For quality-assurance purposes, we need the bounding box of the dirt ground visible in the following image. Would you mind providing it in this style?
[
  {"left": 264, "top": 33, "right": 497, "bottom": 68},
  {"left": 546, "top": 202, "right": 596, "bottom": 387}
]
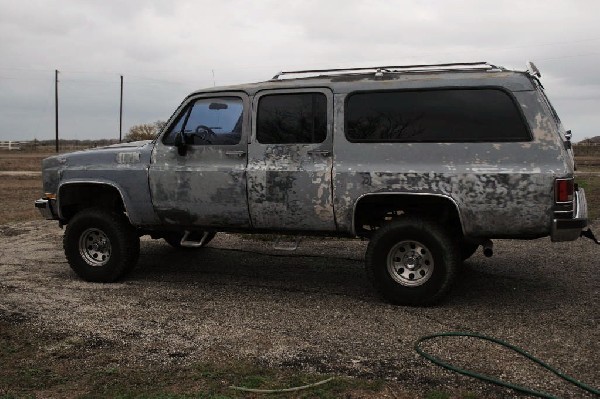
[
  {"left": 1, "top": 150, "right": 599, "bottom": 398},
  {"left": 1, "top": 220, "right": 599, "bottom": 398},
  {"left": 0, "top": 176, "right": 41, "bottom": 224}
]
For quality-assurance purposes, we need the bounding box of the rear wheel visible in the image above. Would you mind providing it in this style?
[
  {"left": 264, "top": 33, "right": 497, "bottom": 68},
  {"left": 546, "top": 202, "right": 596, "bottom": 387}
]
[
  {"left": 365, "top": 217, "right": 459, "bottom": 306},
  {"left": 64, "top": 208, "right": 140, "bottom": 282}
]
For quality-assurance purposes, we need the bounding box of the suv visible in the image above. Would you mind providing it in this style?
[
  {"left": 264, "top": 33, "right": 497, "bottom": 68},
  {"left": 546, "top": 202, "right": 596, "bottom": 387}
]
[{"left": 35, "top": 61, "right": 596, "bottom": 305}]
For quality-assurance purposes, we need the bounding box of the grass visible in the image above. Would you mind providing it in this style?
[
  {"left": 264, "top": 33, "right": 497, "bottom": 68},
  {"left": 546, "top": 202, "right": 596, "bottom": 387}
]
[
  {"left": 0, "top": 321, "right": 388, "bottom": 399},
  {"left": 1, "top": 150, "right": 599, "bottom": 399},
  {"left": 0, "top": 176, "right": 41, "bottom": 224},
  {"left": 0, "top": 152, "right": 50, "bottom": 172},
  {"left": 576, "top": 176, "right": 600, "bottom": 220}
]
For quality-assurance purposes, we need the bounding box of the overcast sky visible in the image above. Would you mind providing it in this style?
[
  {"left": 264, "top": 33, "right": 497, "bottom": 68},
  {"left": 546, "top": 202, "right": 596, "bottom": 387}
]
[{"left": 0, "top": 0, "right": 599, "bottom": 142}]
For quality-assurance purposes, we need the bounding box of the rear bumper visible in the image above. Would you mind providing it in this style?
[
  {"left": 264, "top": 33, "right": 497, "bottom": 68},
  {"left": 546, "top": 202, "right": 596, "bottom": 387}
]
[
  {"left": 34, "top": 198, "right": 58, "bottom": 220},
  {"left": 551, "top": 188, "right": 588, "bottom": 242}
]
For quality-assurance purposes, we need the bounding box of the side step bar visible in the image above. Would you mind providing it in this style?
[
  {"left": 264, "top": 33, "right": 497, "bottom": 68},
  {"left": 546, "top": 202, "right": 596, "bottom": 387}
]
[
  {"left": 273, "top": 236, "right": 301, "bottom": 251},
  {"left": 180, "top": 231, "right": 212, "bottom": 248}
]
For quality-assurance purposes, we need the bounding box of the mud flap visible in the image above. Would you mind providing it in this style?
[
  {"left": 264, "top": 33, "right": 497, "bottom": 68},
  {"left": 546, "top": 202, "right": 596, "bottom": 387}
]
[{"left": 581, "top": 228, "right": 600, "bottom": 245}]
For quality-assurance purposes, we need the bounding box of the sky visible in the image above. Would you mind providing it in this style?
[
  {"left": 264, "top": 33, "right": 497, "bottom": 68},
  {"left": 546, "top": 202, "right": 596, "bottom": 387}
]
[{"left": 0, "top": 0, "right": 599, "bottom": 142}]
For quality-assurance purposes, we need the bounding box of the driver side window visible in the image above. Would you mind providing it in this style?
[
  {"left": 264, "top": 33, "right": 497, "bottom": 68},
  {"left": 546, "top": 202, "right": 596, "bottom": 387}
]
[{"left": 163, "top": 97, "right": 243, "bottom": 145}]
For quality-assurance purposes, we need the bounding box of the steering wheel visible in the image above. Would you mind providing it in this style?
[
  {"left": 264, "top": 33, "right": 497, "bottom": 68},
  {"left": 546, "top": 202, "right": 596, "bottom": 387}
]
[{"left": 193, "top": 125, "right": 216, "bottom": 143}]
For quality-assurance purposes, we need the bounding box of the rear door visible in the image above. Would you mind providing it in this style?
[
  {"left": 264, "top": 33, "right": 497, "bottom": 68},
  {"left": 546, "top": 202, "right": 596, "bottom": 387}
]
[{"left": 247, "top": 88, "right": 336, "bottom": 231}]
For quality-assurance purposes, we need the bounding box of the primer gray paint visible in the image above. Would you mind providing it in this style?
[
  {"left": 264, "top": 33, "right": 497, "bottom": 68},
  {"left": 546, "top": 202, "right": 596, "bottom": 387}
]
[{"left": 39, "top": 69, "right": 577, "bottom": 241}]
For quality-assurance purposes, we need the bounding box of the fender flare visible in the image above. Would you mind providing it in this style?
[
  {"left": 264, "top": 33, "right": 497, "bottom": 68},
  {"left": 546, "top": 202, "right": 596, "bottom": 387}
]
[{"left": 351, "top": 192, "right": 466, "bottom": 236}]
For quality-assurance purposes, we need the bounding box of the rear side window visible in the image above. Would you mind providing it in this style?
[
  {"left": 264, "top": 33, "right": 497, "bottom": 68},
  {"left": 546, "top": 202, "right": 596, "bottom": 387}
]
[
  {"left": 257, "top": 93, "right": 327, "bottom": 144},
  {"left": 345, "top": 89, "right": 530, "bottom": 142}
]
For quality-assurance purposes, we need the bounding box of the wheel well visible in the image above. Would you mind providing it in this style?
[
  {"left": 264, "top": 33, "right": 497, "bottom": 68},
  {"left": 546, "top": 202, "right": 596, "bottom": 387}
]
[
  {"left": 58, "top": 183, "right": 126, "bottom": 222},
  {"left": 353, "top": 194, "right": 463, "bottom": 237}
]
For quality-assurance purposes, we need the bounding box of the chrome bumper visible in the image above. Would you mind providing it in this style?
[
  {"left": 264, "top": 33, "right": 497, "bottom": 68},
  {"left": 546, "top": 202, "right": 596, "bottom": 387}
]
[
  {"left": 34, "top": 198, "right": 58, "bottom": 220},
  {"left": 551, "top": 188, "right": 588, "bottom": 242}
]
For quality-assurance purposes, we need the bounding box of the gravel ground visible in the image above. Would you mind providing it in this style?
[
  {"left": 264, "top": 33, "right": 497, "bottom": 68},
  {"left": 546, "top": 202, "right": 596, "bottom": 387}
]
[{"left": 1, "top": 220, "right": 599, "bottom": 398}]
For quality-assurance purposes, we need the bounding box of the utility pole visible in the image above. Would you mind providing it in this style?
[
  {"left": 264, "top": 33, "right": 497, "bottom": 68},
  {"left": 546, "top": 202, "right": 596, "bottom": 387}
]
[
  {"left": 119, "top": 75, "right": 123, "bottom": 142},
  {"left": 55, "top": 69, "right": 59, "bottom": 153}
]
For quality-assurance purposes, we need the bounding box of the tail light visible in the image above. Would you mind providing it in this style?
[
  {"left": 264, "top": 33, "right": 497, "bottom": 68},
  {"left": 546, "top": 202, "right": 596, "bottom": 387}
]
[{"left": 555, "top": 178, "right": 574, "bottom": 203}]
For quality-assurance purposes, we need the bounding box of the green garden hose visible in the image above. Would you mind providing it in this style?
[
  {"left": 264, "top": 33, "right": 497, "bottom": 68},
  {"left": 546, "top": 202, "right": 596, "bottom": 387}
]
[{"left": 415, "top": 332, "right": 600, "bottom": 399}]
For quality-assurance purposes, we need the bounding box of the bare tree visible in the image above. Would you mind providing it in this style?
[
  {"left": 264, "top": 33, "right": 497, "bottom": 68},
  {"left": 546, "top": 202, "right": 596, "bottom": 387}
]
[{"left": 124, "top": 120, "right": 166, "bottom": 142}]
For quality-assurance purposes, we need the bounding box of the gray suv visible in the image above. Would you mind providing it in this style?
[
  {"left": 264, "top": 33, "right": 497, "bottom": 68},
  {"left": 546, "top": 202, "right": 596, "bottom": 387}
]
[{"left": 35, "top": 61, "right": 597, "bottom": 305}]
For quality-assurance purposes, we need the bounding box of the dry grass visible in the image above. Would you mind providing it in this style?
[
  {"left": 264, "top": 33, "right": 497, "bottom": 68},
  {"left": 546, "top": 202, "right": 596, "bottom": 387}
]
[
  {"left": 0, "top": 175, "right": 42, "bottom": 224},
  {"left": 576, "top": 156, "right": 600, "bottom": 168},
  {"left": 577, "top": 175, "right": 600, "bottom": 220},
  {"left": 0, "top": 152, "right": 52, "bottom": 171}
]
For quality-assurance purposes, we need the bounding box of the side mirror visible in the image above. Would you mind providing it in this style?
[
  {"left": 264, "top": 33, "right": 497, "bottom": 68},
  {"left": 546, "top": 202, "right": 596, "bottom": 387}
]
[{"left": 174, "top": 132, "right": 188, "bottom": 156}]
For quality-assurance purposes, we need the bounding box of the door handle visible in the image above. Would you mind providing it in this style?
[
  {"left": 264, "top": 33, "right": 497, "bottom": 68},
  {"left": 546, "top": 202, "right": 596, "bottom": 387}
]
[
  {"left": 225, "top": 150, "right": 246, "bottom": 157},
  {"left": 307, "top": 150, "right": 331, "bottom": 156}
]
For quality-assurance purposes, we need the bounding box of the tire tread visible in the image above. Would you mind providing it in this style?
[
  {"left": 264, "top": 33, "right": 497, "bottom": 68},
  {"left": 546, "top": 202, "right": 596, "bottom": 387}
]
[
  {"left": 63, "top": 208, "right": 139, "bottom": 282},
  {"left": 365, "top": 216, "right": 459, "bottom": 306}
]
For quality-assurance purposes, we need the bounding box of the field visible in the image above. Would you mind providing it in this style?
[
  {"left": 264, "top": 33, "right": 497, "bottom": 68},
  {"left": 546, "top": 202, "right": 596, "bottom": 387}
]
[
  {"left": 0, "top": 152, "right": 49, "bottom": 224},
  {"left": 1, "top": 148, "right": 599, "bottom": 399}
]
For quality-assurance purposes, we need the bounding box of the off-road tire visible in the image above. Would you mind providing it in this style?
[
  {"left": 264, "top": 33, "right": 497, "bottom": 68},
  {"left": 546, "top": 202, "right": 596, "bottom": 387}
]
[
  {"left": 63, "top": 208, "right": 140, "bottom": 282},
  {"left": 164, "top": 231, "right": 216, "bottom": 249},
  {"left": 365, "top": 217, "right": 459, "bottom": 306}
]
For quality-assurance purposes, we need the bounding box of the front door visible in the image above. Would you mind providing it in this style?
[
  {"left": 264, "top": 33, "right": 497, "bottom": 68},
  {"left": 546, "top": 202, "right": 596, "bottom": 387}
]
[
  {"left": 247, "top": 88, "right": 336, "bottom": 231},
  {"left": 149, "top": 92, "right": 250, "bottom": 228}
]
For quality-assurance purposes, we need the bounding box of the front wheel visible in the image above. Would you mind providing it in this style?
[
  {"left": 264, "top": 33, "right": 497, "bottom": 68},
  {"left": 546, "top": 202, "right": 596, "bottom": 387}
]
[
  {"left": 63, "top": 208, "right": 140, "bottom": 282},
  {"left": 365, "top": 217, "right": 459, "bottom": 306}
]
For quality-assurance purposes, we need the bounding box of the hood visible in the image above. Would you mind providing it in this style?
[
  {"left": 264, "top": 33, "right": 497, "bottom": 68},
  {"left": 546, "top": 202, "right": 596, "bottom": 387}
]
[
  {"left": 100, "top": 140, "right": 153, "bottom": 149},
  {"left": 42, "top": 140, "right": 154, "bottom": 169}
]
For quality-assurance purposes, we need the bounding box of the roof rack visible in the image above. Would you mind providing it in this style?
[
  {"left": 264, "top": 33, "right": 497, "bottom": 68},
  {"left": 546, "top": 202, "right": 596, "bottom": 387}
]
[{"left": 272, "top": 62, "right": 504, "bottom": 80}]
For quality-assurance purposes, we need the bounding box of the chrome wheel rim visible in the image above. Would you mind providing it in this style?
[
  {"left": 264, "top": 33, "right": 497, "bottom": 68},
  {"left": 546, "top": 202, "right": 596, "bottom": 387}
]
[
  {"left": 79, "top": 228, "right": 111, "bottom": 267},
  {"left": 387, "top": 240, "right": 434, "bottom": 287}
]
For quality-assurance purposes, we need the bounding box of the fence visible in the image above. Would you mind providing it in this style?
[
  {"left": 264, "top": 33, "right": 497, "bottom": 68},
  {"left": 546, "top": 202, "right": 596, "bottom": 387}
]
[{"left": 0, "top": 141, "right": 24, "bottom": 150}]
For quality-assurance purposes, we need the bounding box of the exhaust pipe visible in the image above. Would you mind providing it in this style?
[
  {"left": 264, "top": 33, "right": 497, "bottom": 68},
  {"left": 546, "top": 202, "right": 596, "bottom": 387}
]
[{"left": 482, "top": 240, "right": 493, "bottom": 257}]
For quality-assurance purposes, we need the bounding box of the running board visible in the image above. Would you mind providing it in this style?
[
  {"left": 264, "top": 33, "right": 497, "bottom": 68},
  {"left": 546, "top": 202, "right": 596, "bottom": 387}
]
[
  {"left": 180, "top": 231, "right": 211, "bottom": 248},
  {"left": 273, "top": 236, "right": 301, "bottom": 251}
]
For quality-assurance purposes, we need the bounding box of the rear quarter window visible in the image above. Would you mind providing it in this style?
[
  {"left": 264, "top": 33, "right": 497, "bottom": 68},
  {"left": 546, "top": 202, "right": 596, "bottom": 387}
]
[{"left": 345, "top": 88, "right": 531, "bottom": 142}]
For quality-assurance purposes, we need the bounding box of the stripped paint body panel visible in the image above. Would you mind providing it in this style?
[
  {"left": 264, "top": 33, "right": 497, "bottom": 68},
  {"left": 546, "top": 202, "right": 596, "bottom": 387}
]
[
  {"left": 38, "top": 68, "right": 581, "bottom": 243},
  {"left": 149, "top": 145, "right": 250, "bottom": 227},
  {"left": 247, "top": 87, "right": 336, "bottom": 231},
  {"left": 42, "top": 141, "right": 157, "bottom": 225},
  {"left": 331, "top": 82, "right": 571, "bottom": 238},
  {"left": 148, "top": 92, "right": 251, "bottom": 228},
  {"left": 247, "top": 144, "right": 335, "bottom": 230}
]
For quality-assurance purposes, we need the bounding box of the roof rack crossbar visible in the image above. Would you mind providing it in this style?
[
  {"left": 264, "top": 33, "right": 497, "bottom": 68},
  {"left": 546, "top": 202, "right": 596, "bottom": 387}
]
[{"left": 272, "top": 62, "right": 501, "bottom": 79}]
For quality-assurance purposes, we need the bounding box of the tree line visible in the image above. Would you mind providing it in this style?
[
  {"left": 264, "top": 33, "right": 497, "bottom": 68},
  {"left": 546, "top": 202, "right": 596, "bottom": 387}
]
[{"left": 123, "top": 121, "right": 166, "bottom": 142}]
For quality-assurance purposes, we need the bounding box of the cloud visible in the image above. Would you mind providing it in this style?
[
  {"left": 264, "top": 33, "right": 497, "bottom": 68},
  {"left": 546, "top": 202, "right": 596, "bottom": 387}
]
[{"left": 0, "top": 0, "right": 598, "bottom": 141}]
